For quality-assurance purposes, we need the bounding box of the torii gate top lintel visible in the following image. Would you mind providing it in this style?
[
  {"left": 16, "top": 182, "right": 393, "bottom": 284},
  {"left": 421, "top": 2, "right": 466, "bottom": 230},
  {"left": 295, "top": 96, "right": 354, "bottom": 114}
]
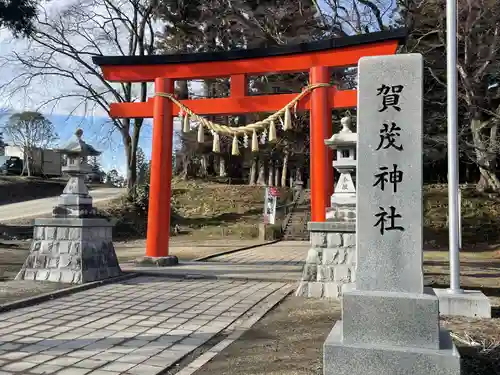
[
  {"left": 92, "top": 29, "right": 407, "bottom": 82},
  {"left": 92, "top": 29, "right": 406, "bottom": 260}
]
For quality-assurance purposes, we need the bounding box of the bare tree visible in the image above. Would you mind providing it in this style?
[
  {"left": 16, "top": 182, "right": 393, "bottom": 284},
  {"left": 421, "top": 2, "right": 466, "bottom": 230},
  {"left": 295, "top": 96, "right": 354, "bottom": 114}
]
[
  {"left": 3, "top": 111, "right": 58, "bottom": 176},
  {"left": 0, "top": 0, "right": 158, "bottom": 194},
  {"left": 320, "top": 0, "right": 401, "bottom": 36},
  {"left": 406, "top": 0, "right": 500, "bottom": 191}
]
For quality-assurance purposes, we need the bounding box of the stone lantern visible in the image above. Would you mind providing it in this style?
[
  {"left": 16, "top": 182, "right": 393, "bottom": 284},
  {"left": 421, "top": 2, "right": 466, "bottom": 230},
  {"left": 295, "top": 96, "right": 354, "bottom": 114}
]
[
  {"left": 324, "top": 116, "right": 357, "bottom": 223},
  {"left": 53, "top": 128, "right": 100, "bottom": 218},
  {"left": 16, "top": 129, "right": 121, "bottom": 284},
  {"left": 296, "top": 116, "right": 358, "bottom": 300}
]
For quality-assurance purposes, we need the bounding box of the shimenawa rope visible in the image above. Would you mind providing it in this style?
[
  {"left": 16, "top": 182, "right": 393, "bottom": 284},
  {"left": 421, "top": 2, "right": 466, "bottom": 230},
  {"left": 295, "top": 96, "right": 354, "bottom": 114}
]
[{"left": 155, "top": 82, "right": 331, "bottom": 154}]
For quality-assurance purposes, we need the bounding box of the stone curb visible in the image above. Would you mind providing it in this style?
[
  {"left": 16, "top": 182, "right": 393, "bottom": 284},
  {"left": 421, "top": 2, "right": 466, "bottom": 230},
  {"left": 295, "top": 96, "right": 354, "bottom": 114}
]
[
  {"left": 192, "top": 239, "right": 282, "bottom": 262},
  {"left": 0, "top": 272, "right": 139, "bottom": 313},
  {"left": 173, "top": 284, "right": 295, "bottom": 375}
]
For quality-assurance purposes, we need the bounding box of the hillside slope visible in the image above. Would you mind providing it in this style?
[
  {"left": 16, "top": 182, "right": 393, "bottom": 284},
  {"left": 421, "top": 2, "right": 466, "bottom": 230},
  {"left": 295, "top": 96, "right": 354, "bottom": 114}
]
[
  {"left": 98, "top": 180, "right": 500, "bottom": 249},
  {"left": 0, "top": 176, "right": 67, "bottom": 205},
  {"left": 99, "top": 178, "right": 286, "bottom": 240}
]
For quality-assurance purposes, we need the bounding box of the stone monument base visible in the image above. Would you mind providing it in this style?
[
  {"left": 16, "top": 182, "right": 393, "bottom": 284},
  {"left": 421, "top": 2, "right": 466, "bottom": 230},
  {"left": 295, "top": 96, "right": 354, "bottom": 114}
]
[
  {"left": 324, "top": 322, "right": 460, "bottom": 375},
  {"left": 16, "top": 218, "right": 121, "bottom": 284},
  {"left": 135, "top": 256, "right": 179, "bottom": 267},
  {"left": 295, "top": 222, "right": 356, "bottom": 299},
  {"left": 324, "top": 288, "right": 460, "bottom": 375},
  {"left": 434, "top": 288, "right": 491, "bottom": 318}
]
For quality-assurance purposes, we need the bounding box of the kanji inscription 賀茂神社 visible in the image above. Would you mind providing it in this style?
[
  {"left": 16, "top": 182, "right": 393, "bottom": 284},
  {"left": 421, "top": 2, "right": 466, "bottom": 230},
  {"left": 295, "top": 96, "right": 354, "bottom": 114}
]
[{"left": 373, "top": 84, "right": 406, "bottom": 235}]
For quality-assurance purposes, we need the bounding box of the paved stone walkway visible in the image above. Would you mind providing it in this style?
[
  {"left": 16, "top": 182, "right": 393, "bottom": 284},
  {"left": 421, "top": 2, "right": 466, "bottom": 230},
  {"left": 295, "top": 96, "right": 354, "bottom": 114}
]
[
  {"left": 206, "top": 241, "right": 309, "bottom": 266},
  {"left": 122, "top": 241, "right": 310, "bottom": 282},
  {"left": 0, "top": 276, "right": 287, "bottom": 375}
]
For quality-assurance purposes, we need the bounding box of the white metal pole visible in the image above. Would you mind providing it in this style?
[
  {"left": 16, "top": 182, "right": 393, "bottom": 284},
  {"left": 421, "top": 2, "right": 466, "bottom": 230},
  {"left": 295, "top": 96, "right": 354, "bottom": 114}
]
[
  {"left": 447, "top": 0, "right": 462, "bottom": 292},
  {"left": 458, "top": 187, "right": 462, "bottom": 250}
]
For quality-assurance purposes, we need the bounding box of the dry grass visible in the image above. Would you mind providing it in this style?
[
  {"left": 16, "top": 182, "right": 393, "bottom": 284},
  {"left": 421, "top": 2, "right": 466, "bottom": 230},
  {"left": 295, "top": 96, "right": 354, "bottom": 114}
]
[
  {"left": 96, "top": 177, "right": 293, "bottom": 241},
  {"left": 423, "top": 184, "right": 500, "bottom": 250},
  {"left": 443, "top": 318, "right": 500, "bottom": 375}
]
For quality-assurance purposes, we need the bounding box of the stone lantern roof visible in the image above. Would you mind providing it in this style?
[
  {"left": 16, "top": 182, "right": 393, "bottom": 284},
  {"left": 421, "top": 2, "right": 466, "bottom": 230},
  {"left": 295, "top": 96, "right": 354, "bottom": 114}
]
[
  {"left": 324, "top": 116, "right": 357, "bottom": 148},
  {"left": 55, "top": 129, "right": 101, "bottom": 157}
]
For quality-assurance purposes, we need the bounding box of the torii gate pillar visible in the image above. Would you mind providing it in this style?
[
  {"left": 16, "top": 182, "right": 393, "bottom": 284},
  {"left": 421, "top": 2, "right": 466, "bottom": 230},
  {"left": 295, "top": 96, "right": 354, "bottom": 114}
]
[
  {"left": 310, "top": 66, "right": 331, "bottom": 222},
  {"left": 144, "top": 78, "right": 178, "bottom": 264}
]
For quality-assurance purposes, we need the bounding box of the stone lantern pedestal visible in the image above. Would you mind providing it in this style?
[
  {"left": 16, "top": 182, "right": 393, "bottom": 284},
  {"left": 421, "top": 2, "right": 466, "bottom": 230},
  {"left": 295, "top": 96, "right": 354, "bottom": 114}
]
[{"left": 16, "top": 130, "right": 121, "bottom": 284}]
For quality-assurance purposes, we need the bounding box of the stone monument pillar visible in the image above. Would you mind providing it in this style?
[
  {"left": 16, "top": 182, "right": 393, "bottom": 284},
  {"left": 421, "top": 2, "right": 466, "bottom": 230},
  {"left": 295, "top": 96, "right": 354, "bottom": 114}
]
[
  {"left": 296, "top": 117, "right": 357, "bottom": 299},
  {"left": 323, "top": 54, "right": 460, "bottom": 374},
  {"left": 16, "top": 129, "right": 121, "bottom": 284}
]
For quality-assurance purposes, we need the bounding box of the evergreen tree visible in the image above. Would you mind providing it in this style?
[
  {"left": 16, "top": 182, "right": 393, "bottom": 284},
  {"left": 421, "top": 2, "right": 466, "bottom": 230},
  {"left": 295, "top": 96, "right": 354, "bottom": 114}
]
[
  {"left": 0, "top": 131, "right": 5, "bottom": 156},
  {"left": 136, "top": 147, "right": 148, "bottom": 185},
  {"left": 0, "top": 0, "right": 38, "bottom": 37}
]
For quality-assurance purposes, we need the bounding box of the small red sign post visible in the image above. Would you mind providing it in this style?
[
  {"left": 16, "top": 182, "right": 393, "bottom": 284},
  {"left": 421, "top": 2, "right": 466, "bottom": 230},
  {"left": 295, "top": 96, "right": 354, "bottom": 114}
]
[{"left": 269, "top": 187, "right": 280, "bottom": 197}]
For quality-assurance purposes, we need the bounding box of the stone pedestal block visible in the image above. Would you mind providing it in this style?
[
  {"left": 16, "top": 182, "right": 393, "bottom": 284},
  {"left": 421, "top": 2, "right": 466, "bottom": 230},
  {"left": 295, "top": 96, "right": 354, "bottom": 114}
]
[
  {"left": 342, "top": 289, "right": 440, "bottom": 350},
  {"left": 16, "top": 218, "right": 121, "bottom": 284},
  {"left": 326, "top": 202, "right": 356, "bottom": 222},
  {"left": 324, "top": 322, "right": 460, "bottom": 375},
  {"left": 295, "top": 222, "right": 356, "bottom": 299},
  {"left": 434, "top": 288, "right": 491, "bottom": 318}
]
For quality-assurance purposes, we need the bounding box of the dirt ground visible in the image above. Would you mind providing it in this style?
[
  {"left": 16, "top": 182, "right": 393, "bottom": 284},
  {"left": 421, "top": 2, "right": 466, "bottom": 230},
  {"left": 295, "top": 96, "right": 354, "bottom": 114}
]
[{"left": 193, "top": 292, "right": 500, "bottom": 375}]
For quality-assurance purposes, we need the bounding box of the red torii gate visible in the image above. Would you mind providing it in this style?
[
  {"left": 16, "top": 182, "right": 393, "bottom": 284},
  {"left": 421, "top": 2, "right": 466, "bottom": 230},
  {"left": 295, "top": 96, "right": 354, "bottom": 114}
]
[{"left": 93, "top": 29, "right": 406, "bottom": 260}]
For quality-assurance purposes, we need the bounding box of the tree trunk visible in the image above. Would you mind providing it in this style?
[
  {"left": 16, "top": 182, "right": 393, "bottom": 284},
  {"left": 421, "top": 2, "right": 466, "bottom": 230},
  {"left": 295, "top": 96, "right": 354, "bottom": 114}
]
[
  {"left": 219, "top": 156, "right": 227, "bottom": 177},
  {"left": 181, "top": 154, "right": 189, "bottom": 180},
  {"left": 249, "top": 156, "right": 258, "bottom": 185},
  {"left": 257, "top": 158, "right": 266, "bottom": 185},
  {"left": 477, "top": 168, "right": 500, "bottom": 191},
  {"left": 121, "top": 117, "right": 143, "bottom": 198},
  {"left": 177, "top": 80, "right": 189, "bottom": 100},
  {"left": 471, "top": 118, "right": 500, "bottom": 192},
  {"left": 281, "top": 151, "right": 289, "bottom": 187},
  {"left": 275, "top": 167, "right": 280, "bottom": 187},
  {"left": 268, "top": 163, "right": 274, "bottom": 186},
  {"left": 200, "top": 154, "right": 208, "bottom": 178},
  {"left": 123, "top": 133, "right": 136, "bottom": 196},
  {"left": 26, "top": 155, "right": 31, "bottom": 177}
]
